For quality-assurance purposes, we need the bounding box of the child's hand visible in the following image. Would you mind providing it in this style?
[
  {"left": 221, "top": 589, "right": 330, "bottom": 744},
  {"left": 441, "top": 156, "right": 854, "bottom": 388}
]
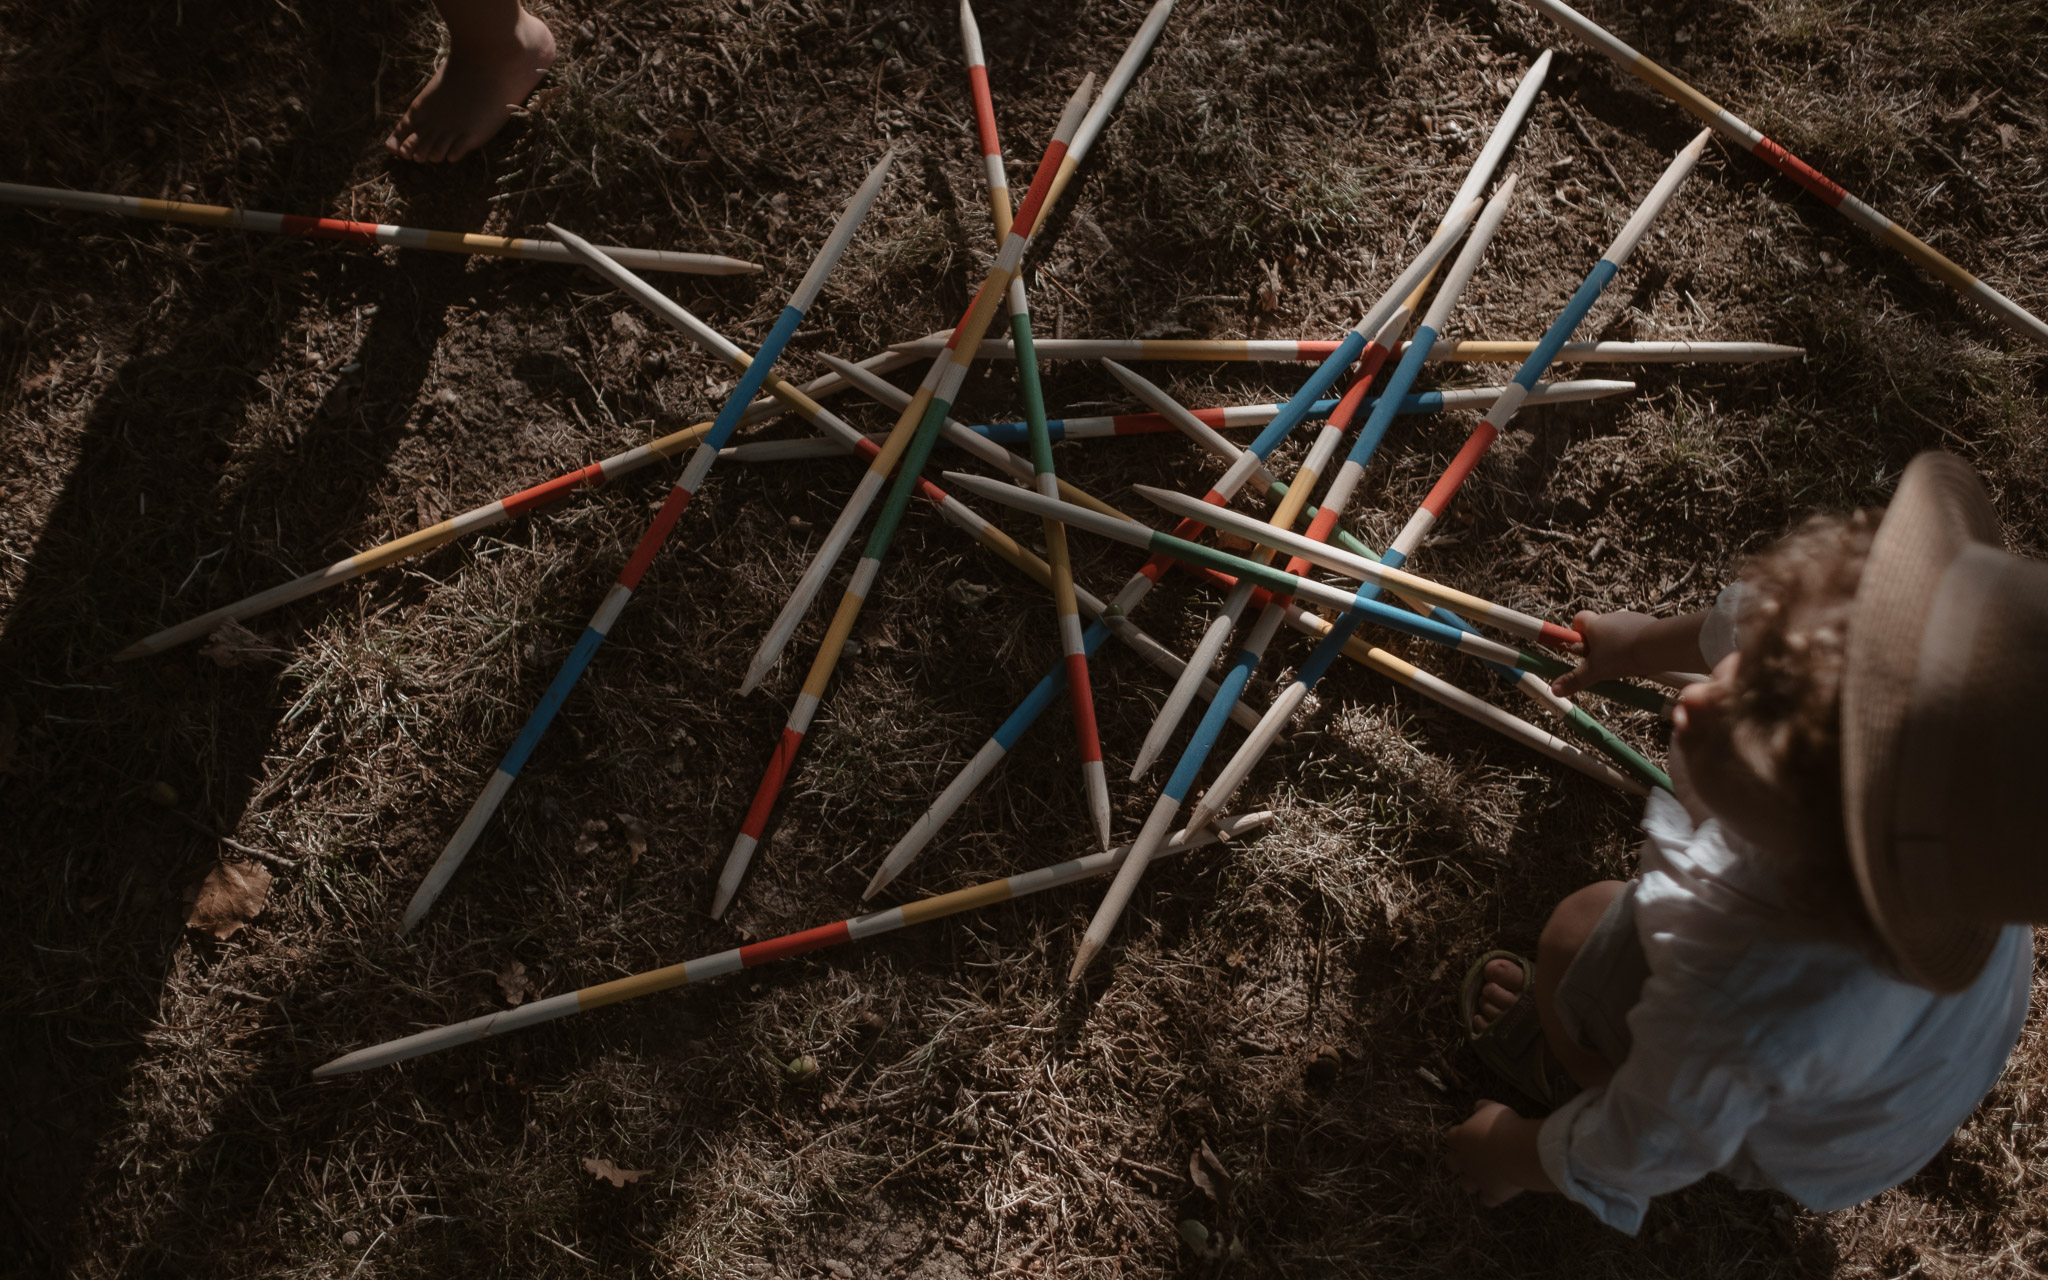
[
  {"left": 1549, "top": 610, "right": 1660, "bottom": 697},
  {"left": 1446, "top": 1100, "right": 1542, "bottom": 1205}
]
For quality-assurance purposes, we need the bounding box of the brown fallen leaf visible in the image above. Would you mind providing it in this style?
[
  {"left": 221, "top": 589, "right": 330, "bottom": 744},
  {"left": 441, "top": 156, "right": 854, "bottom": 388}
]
[
  {"left": 497, "top": 959, "right": 538, "bottom": 1006},
  {"left": 616, "top": 814, "right": 649, "bottom": 866},
  {"left": 184, "top": 860, "right": 273, "bottom": 939},
  {"left": 199, "top": 619, "right": 282, "bottom": 668},
  {"left": 1188, "top": 1139, "right": 1233, "bottom": 1205},
  {"left": 582, "top": 1157, "right": 652, "bottom": 1187}
]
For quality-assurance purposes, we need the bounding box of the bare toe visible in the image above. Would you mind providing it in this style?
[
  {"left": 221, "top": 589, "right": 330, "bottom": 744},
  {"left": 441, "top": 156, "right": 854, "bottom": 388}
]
[{"left": 1483, "top": 958, "right": 1524, "bottom": 994}]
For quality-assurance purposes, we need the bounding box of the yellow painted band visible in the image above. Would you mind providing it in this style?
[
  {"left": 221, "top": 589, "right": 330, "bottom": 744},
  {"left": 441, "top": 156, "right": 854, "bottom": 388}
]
[
  {"left": 948, "top": 273, "right": 1014, "bottom": 370},
  {"left": 1270, "top": 467, "right": 1318, "bottom": 530},
  {"left": 987, "top": 189, "right": 1014, "bottom": 243},
  {"left": 136, "top": 197, "right": 236, "bottom": 227},
  {"left": 650, "top": 421, "right": 716, "bottom": 459},
  {"left": 1878, "top": 221, "right": 1980, "bottom": 293},
  {"left": 1043, "top": 522, "right": 1082, "bottom": 617},
  {"left": 351, "top": 519, "right": 466, "bottom": 573},
  {"left": 577, "top": 960, "right": 695, "bottom": 1010},
  {"left": 1629, "top": 55, "right": 1729, "bottom": 132},
  {"left": 802, "top": 588, "right": 871, "bottom": 699},
  {"left": 897, "top": 877, "right": 1016, "bottom": 925},
  {"left": 861, "top": 385, "right": 934, "bottom": 478},
  {"left": 433, "top": 230, "right": 501, "bottom": 254}
]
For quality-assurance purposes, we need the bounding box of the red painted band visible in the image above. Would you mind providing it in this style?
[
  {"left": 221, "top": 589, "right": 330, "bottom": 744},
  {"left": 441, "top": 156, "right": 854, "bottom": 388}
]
[
  {"left": 740, "top": 727, "right": 807, "bottom": 839},
  {"left": 1008, "top": 140, "right": 1072, "bottom": 235},
  {"left": 1063, "top": 654, "right": 1103, "bottom": 762},
  {"left": 740, "top": 920, "right": 852, "bottom": 966},
  {"left": 503, "top": 462, "right": 605, "bottom": 516},
  {"left": 1110, "top": 412, "right": 1174, "bottom": 436},
  {"left": 278, "top": 214, "right": 384, "bottom": 245},
  {"left": 967, "top": 67, "right": 1002, "bottom": 158},
  {"left": 1302, "top": 506, "right": 1341, "bottom": 546},
  {"left": 618, "top": 485, "right": 695, "bottom": 589},
  {"left": 1420, "top": 422, "right": 1497, "bottom": 518},
  {"left": 1541, "top": 621, "right": 1585, "bottom": 648},
  {"left": 1752, "top": 136, "right": 1849, "bottom": 208}
]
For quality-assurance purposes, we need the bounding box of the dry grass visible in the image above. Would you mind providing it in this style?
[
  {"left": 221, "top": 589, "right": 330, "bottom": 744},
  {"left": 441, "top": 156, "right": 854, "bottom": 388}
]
[{"left": 4, "top": 0, "right": 2048, "bottom": 1275}]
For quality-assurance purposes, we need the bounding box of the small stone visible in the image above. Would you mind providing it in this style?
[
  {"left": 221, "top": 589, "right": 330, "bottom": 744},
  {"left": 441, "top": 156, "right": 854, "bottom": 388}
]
[
  {"left": 824, "top": 1262, "right": 853, "bottom": 1279},
  {"left": 341, "top": 1230, "right": 362, "bottom": 1247},
  {"left": 239, "top": 136, "right": 267, "bottom": 158},
  {"left": 434, "top": 388, "right": 459, "bottom": 406}
]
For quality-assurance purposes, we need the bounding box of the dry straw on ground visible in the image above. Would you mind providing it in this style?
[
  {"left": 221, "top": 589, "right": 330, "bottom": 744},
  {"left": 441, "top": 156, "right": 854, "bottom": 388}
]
[{"left": 3, "top": 0, "right": 2047, "bottom": 1275}]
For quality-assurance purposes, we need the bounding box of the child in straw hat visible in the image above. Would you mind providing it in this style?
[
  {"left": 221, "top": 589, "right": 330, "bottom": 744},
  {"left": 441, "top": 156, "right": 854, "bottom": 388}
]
[{"left": 1444, "top": 451, "right": 2039, "bottom": 1231}]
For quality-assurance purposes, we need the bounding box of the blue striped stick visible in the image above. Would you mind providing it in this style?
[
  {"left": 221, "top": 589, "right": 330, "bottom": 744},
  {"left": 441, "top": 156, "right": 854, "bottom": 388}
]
[
  {"left": 1179, "top": 133, "right": 1714, "bottom": 837},
  {"left": 1053, "top": 185, "right": 1518, "bottom": 980},
  {"left": 398, "top": 150, "right": 898, "bottom": 933},
  {"left": 858, "top": 217, "right": 1482, "bottom": 901},
  {"left": 1128, "top": 53, "right": 1553, "bottom": 776}
]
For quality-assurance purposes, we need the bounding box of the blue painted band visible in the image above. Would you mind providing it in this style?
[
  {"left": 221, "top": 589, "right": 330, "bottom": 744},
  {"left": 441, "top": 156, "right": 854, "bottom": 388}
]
[
  {"left": 500, "top": 624, "right": 610, "bottom": 776},
  {"left": 1164, "top": 647, "right": 1261, "bottom": 801},
  {"left": 1512, "top": 260, "right": 1617, "bottom": 392},
  {"left": 1245, "top": 330, "right": 1367, "bottom": 461},
  {"left": 707, "top": 305, "right": 807, "bottom": 449},
  {"left": 988, "top": 619, "right": 1112, "bottom": 753},
  {"left": 1343, "top": 323, "right": 1439, "bottom": 473}
]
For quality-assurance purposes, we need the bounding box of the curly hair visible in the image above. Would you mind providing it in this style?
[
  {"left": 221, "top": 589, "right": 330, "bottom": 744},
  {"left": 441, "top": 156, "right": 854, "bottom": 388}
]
[{"left": 1728, "top": 510, "right": 1879, "bottom": 938}]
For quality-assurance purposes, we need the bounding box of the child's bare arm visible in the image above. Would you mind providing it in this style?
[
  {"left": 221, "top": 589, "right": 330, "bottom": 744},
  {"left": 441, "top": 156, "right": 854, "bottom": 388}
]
[{"left": 1549, "top": 610, "right": 1710, "bottom": 697}]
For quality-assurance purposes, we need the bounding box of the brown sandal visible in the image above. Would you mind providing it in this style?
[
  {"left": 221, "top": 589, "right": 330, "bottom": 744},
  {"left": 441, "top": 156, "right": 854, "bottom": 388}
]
[{"left": 1460, "top": 949, "right": 1579, "bottom": 1112}]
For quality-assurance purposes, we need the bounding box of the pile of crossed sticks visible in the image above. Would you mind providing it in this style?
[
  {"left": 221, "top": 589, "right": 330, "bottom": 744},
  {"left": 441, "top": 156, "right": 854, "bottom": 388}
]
[{"left": 33, "top": 0, "right": 2041, "bottom": 1077}]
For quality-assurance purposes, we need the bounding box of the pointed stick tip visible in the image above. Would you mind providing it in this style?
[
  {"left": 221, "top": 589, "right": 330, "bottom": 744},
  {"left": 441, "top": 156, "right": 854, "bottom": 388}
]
[{"left": 110, "top": 641, "right": 149, "bottom": 662}]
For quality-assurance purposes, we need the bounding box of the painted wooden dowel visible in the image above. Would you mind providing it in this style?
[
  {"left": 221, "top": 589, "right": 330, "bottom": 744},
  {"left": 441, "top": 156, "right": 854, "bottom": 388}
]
[
  {"left": 113, "top": 346, "right": 919, "bottom": 661},
  {"left": 398, "top": 151, "right": 898, "bottom": 934},
  {"left": 0, "top": 181, "right": 759, "bottom": 276},
  {"left": 1123, "top": 205, "right": 1481, "bottom": 781},
  {"left": 1528, "top": 0, "right": 2048, "bottom": 346},
  {"left": 314, "top": 810, "right": 1271, "bottom": 1077},
  {"left": 715, "top": 77, "right": 1099, "bottom": 920},
  {"left": 722, "top": 380, "right": 1636, "bottom": 460},
  {"left": 964, "top": 23, "right": 1111, "bottom": 848},
  {"left": 887, "top": 336, "right": 1802, "bottom": 365},
  {"left": 1179, "top": 136, "right": 1712, "bottom": 837},
  {"left": 1131, "top": 176, "right": 1523, "bottom": 815},
  {"left": 960, "top": 0, "right": 1012, "bottom": 241},
  {"left": 1109, "top": 376, "right": 1644, "bottom": 798}
]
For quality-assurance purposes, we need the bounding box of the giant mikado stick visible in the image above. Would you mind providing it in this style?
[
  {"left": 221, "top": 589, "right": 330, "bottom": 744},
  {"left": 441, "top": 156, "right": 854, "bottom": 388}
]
[{"left": 397, "top": 150, "right": 896, "bottom": 933}]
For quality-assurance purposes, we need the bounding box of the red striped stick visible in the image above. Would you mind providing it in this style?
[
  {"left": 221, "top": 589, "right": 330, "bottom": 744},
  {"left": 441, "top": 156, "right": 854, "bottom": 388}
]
[
  {"left": 1530, "top": 0, "right": 2048, "bottom": 346},
  {"left": 0, "top": 181, "right": 759, "bottom": 276}
]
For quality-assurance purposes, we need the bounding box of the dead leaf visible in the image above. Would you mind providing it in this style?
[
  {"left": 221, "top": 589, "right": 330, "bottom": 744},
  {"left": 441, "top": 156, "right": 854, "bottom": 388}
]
[
  {"left": 1188, "top": 1140, "right": 1233, "bottom": 1205},
  {"left": 21, "top": 358, "right": 61, "bottom": 397},
  {"left": 616, "top": 814, "right": 649, "bottom": 866},
  {"left": 199, "top": 619, "right": 282, "bottom": 668},
  {"left": 184, "top": 860, "right": 273, "bottom": 939},
  {"left": 582, "top": 1157, "right": 652, "bottom": 1187},
  {"left": 497, "top": 959, "right": 538, "bottom": 1006},
  {"left": 1255, "top": 259, "right": 1284, "bottom": 312},
  {"left": 573, "top": 817, "right": 608, "bottom": 857}
]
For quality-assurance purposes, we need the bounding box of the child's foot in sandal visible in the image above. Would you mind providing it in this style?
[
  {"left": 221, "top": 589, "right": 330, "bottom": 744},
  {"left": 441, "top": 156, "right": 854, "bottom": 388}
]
[{"left": 1460, "top": 950, "right": 1579, "bottom": 1112}]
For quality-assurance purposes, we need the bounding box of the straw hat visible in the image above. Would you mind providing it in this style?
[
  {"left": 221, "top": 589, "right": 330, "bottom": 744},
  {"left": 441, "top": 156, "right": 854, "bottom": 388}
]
[{"left": 1842, "top": 451, "right": 2048, "bottom": 992}]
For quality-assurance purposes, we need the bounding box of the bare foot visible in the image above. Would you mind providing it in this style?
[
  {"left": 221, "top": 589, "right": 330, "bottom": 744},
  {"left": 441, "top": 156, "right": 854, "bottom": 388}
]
[
  {"left": 387, "top": 6, "right": 556, "bottom": 163},
  {"left": 1469, "top": 957, "right": 1525, "bottom": 1035}
]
